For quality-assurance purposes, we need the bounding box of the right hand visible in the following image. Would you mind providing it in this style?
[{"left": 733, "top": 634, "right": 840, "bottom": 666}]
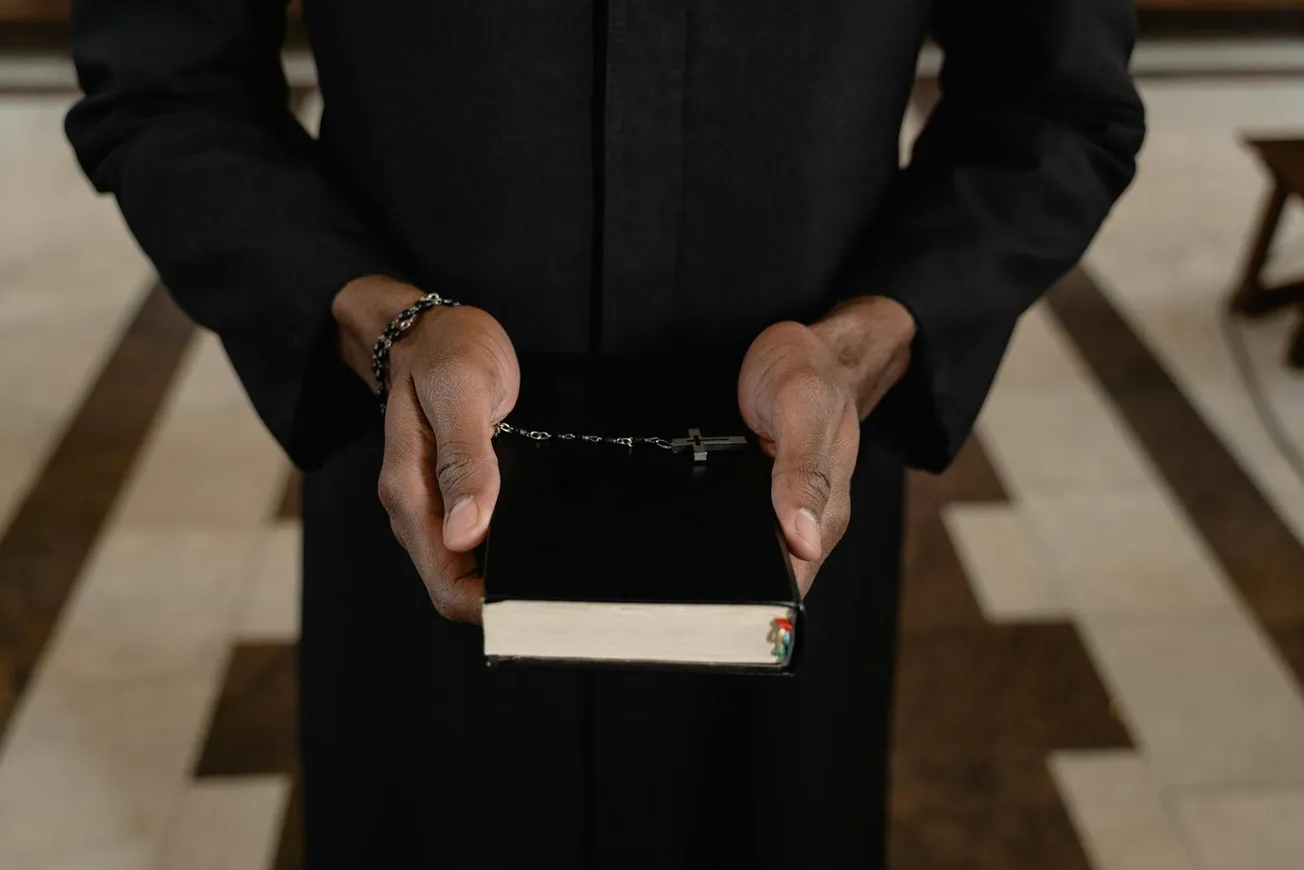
[{"left": 335, "top": 278, "right": 519, "bottom": 624}]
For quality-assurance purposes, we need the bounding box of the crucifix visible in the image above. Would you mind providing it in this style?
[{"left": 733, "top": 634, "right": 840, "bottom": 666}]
[{"left": 670, "top": 428, "right": 749, "bottom": 463}]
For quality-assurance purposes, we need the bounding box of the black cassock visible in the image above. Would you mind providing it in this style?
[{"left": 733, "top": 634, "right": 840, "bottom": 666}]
[{"left": 67, "top": 2, "right": 1142, "bottom": 867}]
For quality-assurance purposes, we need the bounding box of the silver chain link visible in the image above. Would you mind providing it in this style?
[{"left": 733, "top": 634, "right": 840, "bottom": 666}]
[{"left": 494, "top": 421, "right": 676, "bottom": 451}]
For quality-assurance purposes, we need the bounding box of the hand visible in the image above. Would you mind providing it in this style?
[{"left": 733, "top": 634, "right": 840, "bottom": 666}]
[
  {"left": 334, "top": 277, "right": 520, "bottom": 623},
  {"left": 737, "top": 297, "right": 915, "bottom": 596}
]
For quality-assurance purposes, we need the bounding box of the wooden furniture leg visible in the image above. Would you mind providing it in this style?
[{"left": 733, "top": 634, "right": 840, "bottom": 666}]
[{"left": 1230, "top": 183, "right": 1289, "bottom": 317}]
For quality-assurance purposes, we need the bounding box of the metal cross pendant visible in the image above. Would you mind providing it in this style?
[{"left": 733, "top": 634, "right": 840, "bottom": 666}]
[{"left": 670, "top": 428, "right": 749, "bottom": 463}]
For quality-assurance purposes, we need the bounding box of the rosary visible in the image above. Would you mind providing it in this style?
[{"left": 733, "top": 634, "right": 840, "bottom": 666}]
[
  {"left": 374, "top": 291, "right": 750, "bottom": 464},
  {"left": 493, "top": 422, "right": 748, "bottom": 463}
]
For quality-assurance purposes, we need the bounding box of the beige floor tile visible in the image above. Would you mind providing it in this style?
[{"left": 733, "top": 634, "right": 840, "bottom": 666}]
[
  {"left": 41, "top": 529, "right": 261, "bottom": 683},
  {"left": 0, "top": 212, "right": 151, "bottom": 327},
  {"left": 0, "top": 95, "right": 150, "bottom": 330},
  {"left": 112, "top": 414, "right": 285, "bottom": 530},
  {"left": 164, "top": 332, "right": 263, "bottom": 419},
  {"left": 1136, "top": 78, "right": 1304, "bottom": 131},
  {"left": 1131, "top": 40, "right": 1304, "bottom": 77},
  {"left": 941, "top": 503, "right": 1064, "bottom": 623},
  {"left": 1082, "top": 614, "right": 1304, "bottom": 788},
  {"left": 992, "top": 303, "right": 1096, "bottom": 392},
  {"left": 107, "top": 333, "right": 285, "bottom": 528},
  {"left": 0, "top": 677, "right": 217, "bottom": 865},
  {"left": 238, "top": 521, "right": 302, "bottom": 642},
  {"left": 157, "top": 777, "right": 290, "bottom": 870},
  {"left": 978, "top": 389, "right": 1156, "bottom": 497},
  {"left": 0, "top": 96, "right": 82, "bottom": 200},
  {"left": 1021, "top": 492, "right": 1240, "bottom": 616},
  {"left": 0, "top": 315, "right": 137, "bottom": 425},
  {"left": 0, "top": 838, "right": 156, "bottom": 870},
  {"left": 977, "top": 304, "right": 1157, "bottom": 496},
  {"left": 1171, "top": 788, "right": 1304, "bottom": 870},
  {"left": 1049, "top": 750, "right": 1195, "bottom": 870}
]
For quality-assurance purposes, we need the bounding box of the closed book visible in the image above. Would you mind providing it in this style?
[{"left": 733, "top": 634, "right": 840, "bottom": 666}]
[{"left": 481, "top": 354, "right": 802, "bottom": 673}]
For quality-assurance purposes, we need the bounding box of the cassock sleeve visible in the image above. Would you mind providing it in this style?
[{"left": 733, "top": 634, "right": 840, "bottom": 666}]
[
  {"left": 846, "top": 0, "right": 1146, "bottom": 472},
  {"left": 65, "top": 1, "right": 402, "bottom": 471}
]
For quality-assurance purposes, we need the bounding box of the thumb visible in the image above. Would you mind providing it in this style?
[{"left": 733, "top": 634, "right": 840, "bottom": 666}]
[
  {"left": 770, "top": 427, "right": 833, "bottom": 563},
  {"left": 425, "top": 389, "right": 502, "bottom": 554}
]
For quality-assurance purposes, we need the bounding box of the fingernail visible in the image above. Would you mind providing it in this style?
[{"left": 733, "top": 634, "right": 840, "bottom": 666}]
[
  {"left": 796, "top": 507, "right": 821, "bottom": 551},
  {"left": 445, "top": 496, "right": 480, "bottom": 541}
]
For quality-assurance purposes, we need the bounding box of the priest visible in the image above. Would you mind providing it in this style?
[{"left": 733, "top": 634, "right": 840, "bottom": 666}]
[{"left": 66, "top": 1, "right": 1144, "bottom": 867}]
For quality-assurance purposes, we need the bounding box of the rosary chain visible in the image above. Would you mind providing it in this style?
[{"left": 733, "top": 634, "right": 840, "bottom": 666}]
[{"left": 494, "top": 421, "right": 676, "bottom": 451}]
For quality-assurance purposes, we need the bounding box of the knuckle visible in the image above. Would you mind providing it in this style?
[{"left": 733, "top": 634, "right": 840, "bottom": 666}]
[
  {"left": 777, "top": 370, "right": 838, "bottom": 412},
  {"left": 435, "top": 449, "right": 490, "bottom": 494},
  {"left": 428, "top": 590, "right": 453, "bottom": 620},
  {"left": 827, "top": 499, "right": 852, "bottom": 542},
  {"left": 424, "top": 555, "right": 459, "bottom": 621},
  {"left": 793, "top": 461, "right": 834, "bottom": 505},
  {"left": 377, "top": 468, "right": 404, "bottom": 514},
  {"left": 387, "top": 516, "right": 409, "bottom": 549},
  {"left": 428, "top": 357, "right": 480, "bottom": 394},
  {"left": 835, "top": 501, "right": 852, "bottom": 535},
  {"left": 424, "top": 355, "right": 497, "bottom": 406}
]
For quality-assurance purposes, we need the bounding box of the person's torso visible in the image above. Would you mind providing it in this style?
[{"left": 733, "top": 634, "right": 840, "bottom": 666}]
[{"left": 303, "top": 1, "right": 931, "bottom": 356}]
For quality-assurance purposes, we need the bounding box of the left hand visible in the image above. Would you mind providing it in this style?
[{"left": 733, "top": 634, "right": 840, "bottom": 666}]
[{"left": 738, "top": 297, "right": 915, "bottom": 596}]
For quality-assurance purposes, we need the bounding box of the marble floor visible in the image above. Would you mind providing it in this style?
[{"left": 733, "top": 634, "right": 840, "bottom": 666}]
[{"left": 4, "top": 63, "right": 1304, "bottom": 870}]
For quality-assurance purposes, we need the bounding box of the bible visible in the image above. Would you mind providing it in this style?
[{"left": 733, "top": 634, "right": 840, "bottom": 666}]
[{"left": 481, "top": 355, "right": 803, "bottom": 673}]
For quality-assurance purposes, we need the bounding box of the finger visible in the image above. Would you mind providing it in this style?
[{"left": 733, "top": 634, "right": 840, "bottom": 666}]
[
  {"left": 378, "top": 385, "right": 484, "bottom": 623},
  {"left": 788, "top": 408, "right": 858, "bottom": 598},
  {"left": 816, "top": 413, "right": 858, "bottom": 555},
  {"left": 790, "top": 554, "right": 819, "bottom": 600},
  {"left": 769, "top": 378, "right": 840, "bottom": 563},
  {"left": 416, "top": 365, "right": 505, "bottom": 553}
]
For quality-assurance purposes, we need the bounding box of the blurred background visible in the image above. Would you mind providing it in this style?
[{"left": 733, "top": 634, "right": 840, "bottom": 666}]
[{"left": 4, "top": 1, "right": 1304, "bottom": 868}]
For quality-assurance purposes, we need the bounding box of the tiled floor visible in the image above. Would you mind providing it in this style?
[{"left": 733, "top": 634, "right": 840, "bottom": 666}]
[{"left": 3, "top": 64, "right": 1304, "bottom": 870}]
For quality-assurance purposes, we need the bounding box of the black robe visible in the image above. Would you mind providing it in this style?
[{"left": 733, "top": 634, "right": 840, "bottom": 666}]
[{"left": 66, "top": 2, "right": 1144, "bottom": 867}]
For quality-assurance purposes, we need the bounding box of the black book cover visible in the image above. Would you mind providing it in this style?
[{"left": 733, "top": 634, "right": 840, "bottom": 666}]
[{"left": 482, "top": 353, "right": 803, "bottom": 672}]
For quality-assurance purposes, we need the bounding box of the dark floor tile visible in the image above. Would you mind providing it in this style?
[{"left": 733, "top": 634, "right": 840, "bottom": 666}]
[
  {"left": 0, "top": 283, "right": 194, "bottom": 743},
  {"left": 899, "top": 485, "right": 985, "bottom": 632},
  {"left": 0, "top": 652, "right": 12, "bottom": 729},
  {"left": 275, "top": 468, "right": 302, "bottom": 521},
  {"left": 195, "top": 642, "right": 298, "bottom": 777},
  {"left": 899, "top": 438, "right": 1007, "bottom": 631},
  {"left": 909, "top": 438, "right": 1008, "bottom": 519},
  {"left": 274, "top": 778, "right": 304, "bottom": 870},
  {"left": 1269, "top": 623, "right": 1304, "bottom": 689},
  {"left": 892, "top": 624, "right": 1130, "bottom": 756},
  {"left": 890, "top": 754, "right": 1094, "bottom": 870}
]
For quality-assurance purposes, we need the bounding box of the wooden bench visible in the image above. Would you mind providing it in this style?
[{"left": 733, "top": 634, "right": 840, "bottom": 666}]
[{"left": 1229, "top": 139, "right": 1304, "bottom": 368}]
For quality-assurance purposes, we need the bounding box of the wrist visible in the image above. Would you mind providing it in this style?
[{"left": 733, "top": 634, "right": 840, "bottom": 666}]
[
  {"left": 810, "top": 296, "right": 916, "bottom": 419},
  {"left": 332, "top": 275, "right": 427, "bottom": 388}
]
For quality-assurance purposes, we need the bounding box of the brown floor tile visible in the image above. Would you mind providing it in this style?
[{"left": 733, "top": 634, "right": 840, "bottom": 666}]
[
  {"left": 899, "top": 485, "right": 985, "bottom": 632},
  {"left": 910, "top": 437, "right": 1008, "bottom": 516},
  {"left": 275, "top": 468, "right": 302, "bottom": 521},
  {"left": 893, "top": 624, "right": 1130, "bottom": 756},
  {"left": 195, "top": 641, "right": 302, "bottom": 866},
  {"left": 195, "top": 642, "right": 298, "bottom": 777},
  {"left": 899, "top": 438, "right": 1007, "bottom": 631},
  {"left": 273, "top": 779, "right": 304, "bottom": 870},
  {"left": 0, "top": 282, "right": 194, "bottom": 743},
  {"left": 1269, "top": 623, "right": 1304, "bottom": 688},
  {"left": 0, "top": 651, "right": 12, "bottom": 729},
  {"left": 890, "top": 755, "right": 1094, "bottom": 870}
]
